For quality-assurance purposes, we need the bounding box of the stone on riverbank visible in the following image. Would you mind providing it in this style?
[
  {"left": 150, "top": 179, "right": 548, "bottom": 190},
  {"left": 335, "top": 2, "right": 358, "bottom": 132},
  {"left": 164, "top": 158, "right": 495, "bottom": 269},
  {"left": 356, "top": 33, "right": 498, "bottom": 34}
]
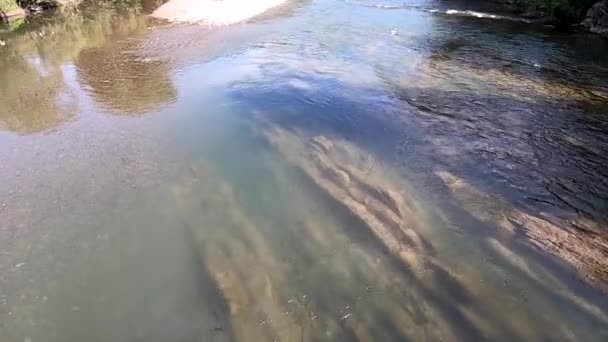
[{"left": 581, "top": 0, "right": 608, "bottom": 37}]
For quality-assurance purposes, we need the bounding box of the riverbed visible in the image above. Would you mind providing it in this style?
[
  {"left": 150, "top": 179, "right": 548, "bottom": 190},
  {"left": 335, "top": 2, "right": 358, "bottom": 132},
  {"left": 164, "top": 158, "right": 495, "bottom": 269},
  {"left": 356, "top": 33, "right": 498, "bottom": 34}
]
[{"left": 1, "top": 1, "right": 608, "bottom": 341}]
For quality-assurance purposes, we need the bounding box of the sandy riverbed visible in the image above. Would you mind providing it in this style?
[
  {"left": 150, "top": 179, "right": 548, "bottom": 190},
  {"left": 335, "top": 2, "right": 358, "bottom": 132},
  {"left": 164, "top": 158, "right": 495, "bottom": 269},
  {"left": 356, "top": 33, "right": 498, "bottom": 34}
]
[{"left": 151, "top": 0, "right": 287, "bottom": 25}]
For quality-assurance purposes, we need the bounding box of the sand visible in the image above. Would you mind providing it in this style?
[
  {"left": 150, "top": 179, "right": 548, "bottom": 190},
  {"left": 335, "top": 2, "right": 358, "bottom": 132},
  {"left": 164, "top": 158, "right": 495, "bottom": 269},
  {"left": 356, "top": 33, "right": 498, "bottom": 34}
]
[{"left": 151, "top": 0, "right": 287, "bottom": 25}]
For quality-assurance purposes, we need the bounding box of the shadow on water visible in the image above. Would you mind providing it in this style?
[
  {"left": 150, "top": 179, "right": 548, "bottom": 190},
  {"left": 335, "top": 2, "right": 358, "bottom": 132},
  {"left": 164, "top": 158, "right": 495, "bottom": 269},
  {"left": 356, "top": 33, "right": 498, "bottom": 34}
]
[
  {"left": 225, "top": 47, "right": 608, "bottom": 339},
  {"left": 287, "top": 169, "right": 498, "bottom": 341},
  {"left": 177, "top": 151, "right": 496, "bottom": 340},
  {"left": 180, "top": 221, "right": 236, "bottom": 342}
]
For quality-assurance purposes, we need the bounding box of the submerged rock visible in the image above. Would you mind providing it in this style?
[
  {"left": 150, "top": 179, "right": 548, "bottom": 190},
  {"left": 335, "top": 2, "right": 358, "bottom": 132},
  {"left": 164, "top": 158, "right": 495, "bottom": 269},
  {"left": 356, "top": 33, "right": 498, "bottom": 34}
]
[
  {"left": 581, "top": 0, "right": 608, "bottom": 37},
  {"left": 264, "top": 129, "right": 434, "bottom": 271},
  {"left": 436, "top": 169, "right": 608, "bottom": 292}
]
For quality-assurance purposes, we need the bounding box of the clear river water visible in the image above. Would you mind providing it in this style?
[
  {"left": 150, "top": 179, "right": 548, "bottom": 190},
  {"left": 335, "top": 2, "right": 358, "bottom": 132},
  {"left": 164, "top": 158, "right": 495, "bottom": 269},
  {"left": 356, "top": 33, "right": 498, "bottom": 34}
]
[{"left": 1, "top": 0, "right": 608, "bottom": 341}]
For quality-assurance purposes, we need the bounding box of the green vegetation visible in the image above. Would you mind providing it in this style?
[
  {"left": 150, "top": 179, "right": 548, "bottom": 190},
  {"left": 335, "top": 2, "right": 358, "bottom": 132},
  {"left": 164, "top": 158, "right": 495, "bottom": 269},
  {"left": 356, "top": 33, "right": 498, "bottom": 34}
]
[
  {"left": 0, "top": 0, "right": 19, "bottom": 12},
  {"left": 4, "top": 16, "right": 25, "bottom": 30}
]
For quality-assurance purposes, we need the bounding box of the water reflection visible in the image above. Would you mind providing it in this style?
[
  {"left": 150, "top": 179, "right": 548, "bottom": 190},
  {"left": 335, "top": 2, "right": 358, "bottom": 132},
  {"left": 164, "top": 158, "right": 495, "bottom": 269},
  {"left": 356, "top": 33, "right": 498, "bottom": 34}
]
[
  {"left": 0, "top": 8, "right": 153, "bottom": 133},
  {"left": 0, "top": 53, "right": 76, "bottom": 134},
  {"left": 77, "top": 47, "right": 176, "bottom": 115}
]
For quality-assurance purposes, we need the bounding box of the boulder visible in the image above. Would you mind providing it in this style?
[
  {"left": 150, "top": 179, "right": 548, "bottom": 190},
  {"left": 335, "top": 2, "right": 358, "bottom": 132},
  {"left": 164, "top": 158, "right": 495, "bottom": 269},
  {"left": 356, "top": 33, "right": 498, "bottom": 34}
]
[{"left": 581, "top": 0, "right": 608, "bottom": 37}]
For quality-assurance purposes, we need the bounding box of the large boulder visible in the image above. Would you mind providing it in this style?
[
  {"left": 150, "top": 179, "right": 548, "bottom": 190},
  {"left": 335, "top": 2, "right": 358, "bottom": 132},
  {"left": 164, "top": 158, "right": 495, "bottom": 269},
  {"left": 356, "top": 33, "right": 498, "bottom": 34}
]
[{"left": 581, "top": 0, "right": 608, "bottom": 37}]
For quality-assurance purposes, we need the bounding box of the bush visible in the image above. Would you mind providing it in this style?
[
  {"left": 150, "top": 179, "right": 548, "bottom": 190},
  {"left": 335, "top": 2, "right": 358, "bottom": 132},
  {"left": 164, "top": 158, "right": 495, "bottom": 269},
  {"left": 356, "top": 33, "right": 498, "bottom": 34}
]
[{"left": 0, "top": 0, "right": 19, "bottom": 12}]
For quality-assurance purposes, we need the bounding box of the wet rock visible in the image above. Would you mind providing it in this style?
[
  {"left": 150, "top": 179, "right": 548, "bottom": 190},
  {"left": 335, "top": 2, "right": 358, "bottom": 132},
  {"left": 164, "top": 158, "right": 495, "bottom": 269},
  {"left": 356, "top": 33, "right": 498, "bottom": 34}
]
[
  {"left": 437, "top": 169, "right": 608, "bottom": 291},
  {"left": 311, "top": 136, "right": 333, "bottom": 153},
  {"left": 268, "top": 128, "right": 430, "bottom": 271},
  {"left": 313, "top": 152, "right": 351, "bottom": 187},
  {"left": 374, "top": 188, "right": 403, "bottom": 218},
  {"left": 581, "top": 0, "right": 608, "bottom": 37}
]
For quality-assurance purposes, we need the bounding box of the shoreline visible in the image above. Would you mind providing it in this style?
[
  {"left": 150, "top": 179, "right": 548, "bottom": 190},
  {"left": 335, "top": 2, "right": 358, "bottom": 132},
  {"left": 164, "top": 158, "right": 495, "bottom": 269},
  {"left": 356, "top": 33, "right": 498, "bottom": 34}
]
[
  {"left": 2, "top": 0, "right": 605, "bottom": 37},
  {"left": 150, "top": 0, "right": 288, "bottom": 25}
]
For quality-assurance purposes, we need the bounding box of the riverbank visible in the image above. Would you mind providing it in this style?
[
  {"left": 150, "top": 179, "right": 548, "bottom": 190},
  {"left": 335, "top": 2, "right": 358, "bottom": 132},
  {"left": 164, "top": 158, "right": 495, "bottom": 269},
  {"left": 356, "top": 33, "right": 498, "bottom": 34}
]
[
  {"left": 2, "top": 0, "right": 607, "bottom": 37},
  {"left": 150, "top": 0, "right": 287, "bottom": 25},
  {"left": 2, "top": 0, "right": 289, "bottom": 26},
  {"left": 495, "top": 0, "right": 608, "bottom": 36}
]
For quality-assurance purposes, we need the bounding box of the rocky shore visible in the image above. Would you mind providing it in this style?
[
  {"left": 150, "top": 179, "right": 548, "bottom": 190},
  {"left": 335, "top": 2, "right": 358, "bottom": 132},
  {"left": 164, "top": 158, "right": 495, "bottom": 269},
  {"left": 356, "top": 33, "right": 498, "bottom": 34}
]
[{"left": 581, "top": 0, "right": 608, "bottom": 37}]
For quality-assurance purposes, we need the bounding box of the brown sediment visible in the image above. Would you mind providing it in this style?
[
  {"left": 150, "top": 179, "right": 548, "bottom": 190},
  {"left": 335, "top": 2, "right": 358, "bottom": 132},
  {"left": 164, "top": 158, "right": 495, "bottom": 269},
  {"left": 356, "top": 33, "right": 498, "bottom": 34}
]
[
  {"left": 485, "top": 236, "right": 608, "bottom": 323},
  {"left": 166, "top": 132, "right": 604, "bottom": 340},
  {"left": 259, "top": 126, "right": 608, "bottom": 339},
  {"left": 264, "top": 127, "right": 431, "bottom": 271},
  {"left": 264, "top": 129, "right": 499, "bottom": 330},
  {"left": 392, "top": 58, "right": 608, "bottom": 107},
  {"left": 172, "top": 176, "right": 295, "bottom": 341},
  {"left": 171, "top": 158, "right": 473, "bottom": 341},
  {"left": 436, "top": 169, "right": 608, "bottom": 291}
]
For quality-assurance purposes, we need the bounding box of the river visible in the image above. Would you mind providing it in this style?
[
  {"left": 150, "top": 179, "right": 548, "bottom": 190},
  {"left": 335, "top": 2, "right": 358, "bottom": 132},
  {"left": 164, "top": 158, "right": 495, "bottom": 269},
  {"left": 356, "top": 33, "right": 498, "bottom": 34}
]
[{"left": 1, "top": 0, "right": 608, "bottom": 341}]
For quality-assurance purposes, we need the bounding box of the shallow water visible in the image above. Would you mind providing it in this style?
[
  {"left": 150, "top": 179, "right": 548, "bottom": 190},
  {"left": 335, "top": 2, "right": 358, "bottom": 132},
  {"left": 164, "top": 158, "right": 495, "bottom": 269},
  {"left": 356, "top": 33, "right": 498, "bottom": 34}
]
[{"left": 1, "top": 1, "right": 608, "bottom": 341}]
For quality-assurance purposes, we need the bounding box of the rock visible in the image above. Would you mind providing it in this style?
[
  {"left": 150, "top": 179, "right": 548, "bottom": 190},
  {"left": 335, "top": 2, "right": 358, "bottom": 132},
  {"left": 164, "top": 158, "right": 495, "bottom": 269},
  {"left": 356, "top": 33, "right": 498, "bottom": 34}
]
[
  {"left": 581, "top": 0, "right": 608, "bottom": 37},
  {"left": 375, "top": 188, "right": 403, "bottom": 218},
  {"left": 331, "top": 169, "right": 351, "bottom": 187},
  {"left": 310, "top": 136, "right": 332, "bottom": 153}
]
